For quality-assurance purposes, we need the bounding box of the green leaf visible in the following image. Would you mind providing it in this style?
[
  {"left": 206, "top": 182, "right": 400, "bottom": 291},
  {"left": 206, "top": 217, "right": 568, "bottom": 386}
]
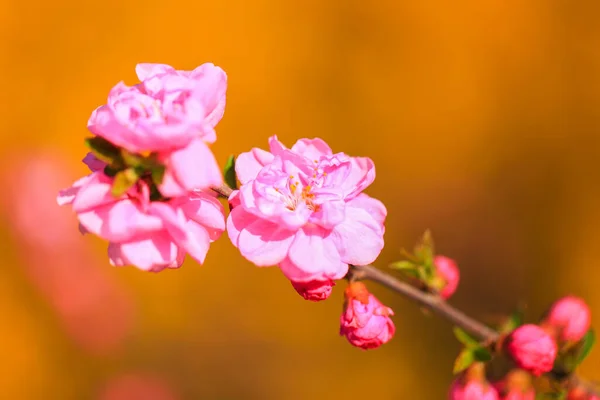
[
  {"left": 453, "top": 327, "right": 480, "bottom": 347},
  {"left": 414, "top": 230, "right": 435, "bottom": 265},
  {"left": 85, "top": 137, "right": 121, "bottom": 164},
  {"left": 575, "top": 329, "right": 596, "bottom": 365},
  {"left": 111, "top": 168, "right": 140, "bottom": 197},
  {"left": 151, "top": 165, "right": 166, "bottom": 186},
  {"left": 389, "top": 260, "right": 417, "bottom": 271},
  {"left": 223, "top": 154, "right": 237, "bottom": 190},
  {"left": 499, "top": 309, "right": 524, "bottom": 333},
  {"left": 472, "top": 346, "right": 492, "bottom": 362},
  {"left": 453, "top": 349, "right": 474, "bottom": 374}
]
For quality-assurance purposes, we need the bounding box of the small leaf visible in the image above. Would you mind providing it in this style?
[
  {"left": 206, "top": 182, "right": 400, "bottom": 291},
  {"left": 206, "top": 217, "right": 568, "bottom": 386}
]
[
  {"left": 111, "top": 168, "right": 139, "bottom": 197},
  {"left": 414, "top": 229, "right": 435, "bottom": 270},
  {"left": 575, "top": 329, "right": 596, "bottom": 365},
  {"left": 389, "top": 260, "right": 417, "bottom": 271},
  {"left": 453, "top": 327, "right": 480, "bottom": 347},
  {"left": 472, "top": 346, "right": 492, "bottom": 362},
  {"left": 453, "top": 349, "right": 474, "bottom": 374},
  {"left": 499, "top": 309, "right": 524, "bottom": 334},
  {"left": 85, "top": 137, "right": 121, "bottom": 164},
  {"left": 151, "top": 165, "right": 166, "bottom": 186},
  {"left": 223, "top": 154, "right": 238, "bottom": 190}
]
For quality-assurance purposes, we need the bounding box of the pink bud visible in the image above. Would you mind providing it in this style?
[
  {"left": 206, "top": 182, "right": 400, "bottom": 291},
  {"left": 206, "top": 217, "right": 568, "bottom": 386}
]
[
  {"left": 449, "top": 378, "right": 500, "bottom": 400},
  {"left": 567, "top": 388, "right": 599, "bottom": 400},
  {"left": 502, "top": 390, "right": 535, "bottom": 400},
  {"left": 339, "top": 282, "right": 395, "bottom": 350},
  {"left": 505, "top": 324, "right": 557, "bottom": 376},
  {"left": 433, "top": 255, "right": 460, "bottom": 299},
  {"left": 544, "top": 296, "right": 591, "bottom": 343},
  {"left": 494, "top": 369, "right": 535, "bottom": 400},
  {"left": 291, "top": 279, "right": 335, "bottom": 301}
]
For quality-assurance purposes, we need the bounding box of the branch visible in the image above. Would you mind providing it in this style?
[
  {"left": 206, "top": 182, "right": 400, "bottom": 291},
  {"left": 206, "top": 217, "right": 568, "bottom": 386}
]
[
  {"left": 211, "top": 179, "right": 597, "bottom": 396},
  {"left": 347, "top": 264, "right": 599, "bottom": 397},
  {"left": 211, "top": 183, "right": 234, "bottom": 198},
  {"left": 348, "top": 264, "right": 499, "bottom": 341}
]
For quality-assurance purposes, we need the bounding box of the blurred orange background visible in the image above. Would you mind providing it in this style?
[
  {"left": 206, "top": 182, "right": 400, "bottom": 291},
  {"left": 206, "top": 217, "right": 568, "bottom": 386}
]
[{"left": 1, "top": 0, "right": 599, "bottom": 398}]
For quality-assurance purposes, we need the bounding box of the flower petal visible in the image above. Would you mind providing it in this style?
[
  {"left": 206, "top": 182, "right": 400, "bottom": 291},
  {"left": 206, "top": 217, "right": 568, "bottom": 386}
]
[
  {"left": 166, "top": 138, "right": 222, "bottom": 192},
  {"left": 135, "top": 63, "right": 175, "bottom": 81},
  {"left": 330, "top": 205, "right": 384, "bottom": 265},
  {"left": 227, "top": 207, "right": 294, "bottom": 266},
  {"left": 72, "top": 172, "right": 118, "bottom": 212},
  {"left": 78, "top": 199, "right": 164, "bottom": 242},
  {"left": 281, "top": 227, "right": 348, "bottom": 281},
  {"left": 108, "top": 234, "right": 182, "bottom": 272},
  {"left": 178, "top": 191, "right": 225, "bottom": 240},
  {"left": 235, "top": 148, "right": 274, "bottom": 185},
  {"left": 291, "top": 138, "right": 333, "bottom": 159}
]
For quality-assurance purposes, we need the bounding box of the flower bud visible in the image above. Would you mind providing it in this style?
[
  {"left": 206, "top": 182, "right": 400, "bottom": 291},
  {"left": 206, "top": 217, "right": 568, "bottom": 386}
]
[
  {"left": 567, "top": 387, "right": 599, "bottom": 400},
  {"left": 543, "top": 296, "right": 591, "bottom": 343},
  {"left": 450, "top": 363, "right": 500, "bottom": 400},
  {"left": 433, "top": 255, "right": 460, "bottom": 299},
  {"left": 494, "top": 370, "right": 535, "bottom": 400},
  {"left": 504, "top": 324, "right": 557, "bottom": 376},
  {"left": 291, "top": 279, "right": 335, "bottom": 301},
  {"left": 339, "top": 282, "right": 395, "bottom": 350}
]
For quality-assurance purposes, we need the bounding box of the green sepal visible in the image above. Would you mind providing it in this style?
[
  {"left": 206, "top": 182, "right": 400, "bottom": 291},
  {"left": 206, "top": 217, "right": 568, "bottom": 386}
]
[
  {"left": 223, "top": 154, "right": 238, "bottom": 190},
  {"left": 85, "top": 137, "right": 122, "bottom": 165},
  {"left": 111, "top": 168, "right": 140, "bottom": 197},
  {"left": 151, "top": 165, "right": 166, "bottom": 187},
  {"left": 575, "top": 329, "right": 596, "bottom": 365}
]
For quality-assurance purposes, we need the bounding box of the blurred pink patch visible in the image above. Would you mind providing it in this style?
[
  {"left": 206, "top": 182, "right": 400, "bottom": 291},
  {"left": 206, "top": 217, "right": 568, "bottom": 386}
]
[
  {"left": 98, "top": 373, "right": 178, "bottom": 400},
  {"left": 0, "top": 151, "right": 136, "bottom": 355}
]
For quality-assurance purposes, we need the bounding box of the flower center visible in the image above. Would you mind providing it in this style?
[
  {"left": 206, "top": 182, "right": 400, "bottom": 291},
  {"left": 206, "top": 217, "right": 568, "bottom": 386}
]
[{"left": 275, "top": 175, "right": 320, "bottom": 212}]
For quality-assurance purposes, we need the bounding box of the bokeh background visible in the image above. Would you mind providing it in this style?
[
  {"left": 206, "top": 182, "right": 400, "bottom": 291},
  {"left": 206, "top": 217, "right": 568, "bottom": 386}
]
[{"left": 1, "top": 0, "right": 599, "bottom": 398}]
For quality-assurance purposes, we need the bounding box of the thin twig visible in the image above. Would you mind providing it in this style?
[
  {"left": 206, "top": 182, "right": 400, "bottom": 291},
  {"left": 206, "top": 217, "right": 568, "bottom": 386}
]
[
  {"left": 211, "top": 183, "right": 234, "bottom": 198},
  {"left": 348, "top": 264, "right": 499, "bottom": 341}
]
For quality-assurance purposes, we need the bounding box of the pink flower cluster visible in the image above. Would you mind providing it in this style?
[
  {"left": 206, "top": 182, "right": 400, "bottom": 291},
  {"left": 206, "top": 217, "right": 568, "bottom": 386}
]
[
  {"left": 58, "top": 63, "right": 228, "bottom": 271},
  {"left": 227, "top": 136, "right": 387, "bottom": 300}
]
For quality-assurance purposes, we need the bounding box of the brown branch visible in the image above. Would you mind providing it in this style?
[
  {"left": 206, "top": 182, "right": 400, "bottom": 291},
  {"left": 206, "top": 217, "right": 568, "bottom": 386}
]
[
  {"left": 347, "top": 264, "right": 599, "bottom": 397},
  {"left": 212, "top": 179, "right": 596, "bottom": 396},
  {"left": 211, "top": 183, "right": 234, "bottom": 198}
]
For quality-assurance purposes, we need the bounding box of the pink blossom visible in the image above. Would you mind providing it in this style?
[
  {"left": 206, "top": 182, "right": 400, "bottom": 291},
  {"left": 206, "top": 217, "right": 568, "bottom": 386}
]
[
  {"left": 86, "top": 63, "right": 226, "bottom": 197},
  {"left": 227, "top": 136, "right": 386, "bottom": 288},
  {"left": 544, "top": 296, "right": 591, "bottom": 343},
  {"left": 290, "top": 279, "right": 335, "bottom": 301},
  {"left": 88, "top": 63, "right": 226, "bottom": 153},
  {"left": 339, "top": 282, "right": 395, "bottom": 349},
  {"left": 449, "top": 380, "right": 500, "bottom": 400},
  {"left": 505, "top": 324, "right": 557, "bottom": 376},
  {"left": 433, "top": 255, "right": 460, "bottom": 299},
  {"left": 57, "top": 170, "right": 225, "bottom": 272}
]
